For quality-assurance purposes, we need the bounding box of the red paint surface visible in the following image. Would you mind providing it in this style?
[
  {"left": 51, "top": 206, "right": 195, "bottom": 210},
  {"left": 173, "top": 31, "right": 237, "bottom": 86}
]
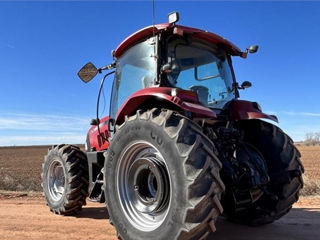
[
  {"left": 88, "top": 116, "right": 110, "bottom": 151},
  {"left": 88, "top": 97, "right": 277, "bottom": 151},
  {"left": 116, "top": 87, "right": 216, "bottom": 124},
  {"left": 232, "top": 100, "right": 278, "bottom": 122},
  {"left": 114, "top": 24, "right": 242, "bottom": 58}
]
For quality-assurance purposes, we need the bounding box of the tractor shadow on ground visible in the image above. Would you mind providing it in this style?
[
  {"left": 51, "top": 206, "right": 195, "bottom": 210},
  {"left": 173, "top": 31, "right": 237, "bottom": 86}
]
[
  {"left": 73, "top": 206, "right": 320, "bottom": 238},
  {"left": 208, "top": 208, "right": 320, "bottom": 240},
  {"left": 75, "top": 206, "right": 109, "bottom": 220}
]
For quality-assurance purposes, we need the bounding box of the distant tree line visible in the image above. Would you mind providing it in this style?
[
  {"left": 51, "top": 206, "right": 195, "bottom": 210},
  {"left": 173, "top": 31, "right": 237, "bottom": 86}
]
[{"left": 305, "top": 132, "right": 320, "bottom": 145}]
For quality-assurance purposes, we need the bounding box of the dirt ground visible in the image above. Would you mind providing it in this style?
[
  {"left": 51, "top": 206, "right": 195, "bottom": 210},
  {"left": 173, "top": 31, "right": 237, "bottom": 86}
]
[{"left": 0, "top": 192, "right": 319, "bottom": 240}]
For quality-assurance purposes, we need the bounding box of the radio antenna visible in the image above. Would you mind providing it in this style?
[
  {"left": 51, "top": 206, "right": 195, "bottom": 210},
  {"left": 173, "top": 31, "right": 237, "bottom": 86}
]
[
  {"left": 152, "top": 0, "right": 156, "bottom": 57},
  {"left": 152, "top": 0, "right": 155, "bottom": 31}
]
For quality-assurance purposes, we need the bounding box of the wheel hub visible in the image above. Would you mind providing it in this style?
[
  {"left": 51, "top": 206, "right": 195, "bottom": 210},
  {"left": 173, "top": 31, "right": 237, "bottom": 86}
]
[
  {"left": 47, "top": 160, "right": 65, "bottom": 201},
  {"left": 129, "top": 157, "right": 169, "bottom": 214},
  {"left": 117, "top": 141, "right": 171, "bottom": 232}
]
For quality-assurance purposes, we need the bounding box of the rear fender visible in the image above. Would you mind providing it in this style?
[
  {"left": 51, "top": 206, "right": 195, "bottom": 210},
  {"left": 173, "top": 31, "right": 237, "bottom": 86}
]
[
  {"left": 231, "top": 100, "right": 278, "bottom": 123},
  {"left": 115, "top": 87, "right": 217, "bottom": 125}
]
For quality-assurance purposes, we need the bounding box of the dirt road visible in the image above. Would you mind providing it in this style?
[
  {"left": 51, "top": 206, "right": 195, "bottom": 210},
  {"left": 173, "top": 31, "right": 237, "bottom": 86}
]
[{"left": 0, "top": 193, "right": 319, "bottom": 240}]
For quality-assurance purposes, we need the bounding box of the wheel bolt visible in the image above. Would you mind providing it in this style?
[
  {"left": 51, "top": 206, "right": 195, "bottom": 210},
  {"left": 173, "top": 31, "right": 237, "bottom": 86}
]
[{"left": 134, "top": 185, "right": 139, "bottom": 191}]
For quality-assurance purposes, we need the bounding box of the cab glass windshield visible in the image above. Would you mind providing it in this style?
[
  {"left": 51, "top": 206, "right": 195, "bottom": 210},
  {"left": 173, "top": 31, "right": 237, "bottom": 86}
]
[
  {"left": 110, "top": 37, "right": 157, "bottom": 118},
  {"left": 166, "top": 39, "right": 236, "bottom": 108}
]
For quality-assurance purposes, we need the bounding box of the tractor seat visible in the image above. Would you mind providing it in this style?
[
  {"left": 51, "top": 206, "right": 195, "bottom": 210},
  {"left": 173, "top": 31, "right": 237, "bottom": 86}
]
[
  {"left": 189, "top": 85, "right": 209, "bottom": 107},
  {"left": 141, "top": 75, "right": 153, "bottom": 88}
]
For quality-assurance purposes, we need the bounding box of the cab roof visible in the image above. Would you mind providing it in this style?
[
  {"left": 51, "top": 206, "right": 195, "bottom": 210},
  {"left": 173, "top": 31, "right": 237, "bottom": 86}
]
[{"left": 114, "top": 23, "right": 243, "bottom": 59}]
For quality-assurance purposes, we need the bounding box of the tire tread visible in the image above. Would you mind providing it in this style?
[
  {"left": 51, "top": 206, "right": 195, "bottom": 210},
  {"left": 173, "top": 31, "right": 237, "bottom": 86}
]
[{"left": 42, "top": 144, "right": 89, "bottom": 215}]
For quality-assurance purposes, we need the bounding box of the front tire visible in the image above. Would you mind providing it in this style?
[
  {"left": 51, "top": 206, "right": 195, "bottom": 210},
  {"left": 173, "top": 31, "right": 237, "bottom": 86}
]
[
  {"left": 104, "top": 109, "right": 225, "bottom": 240},
  {"left": 228, "top": 120, "right": 304, "bottom": 225},
  {"left": 41, "top": 144, "right": 89, "bottom": 215}
]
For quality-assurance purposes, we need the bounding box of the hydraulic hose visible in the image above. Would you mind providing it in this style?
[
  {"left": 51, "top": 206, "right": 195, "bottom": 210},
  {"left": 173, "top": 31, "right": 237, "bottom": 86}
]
[{"left": 96, "top": 71, "right": 115, "bottom": 141}]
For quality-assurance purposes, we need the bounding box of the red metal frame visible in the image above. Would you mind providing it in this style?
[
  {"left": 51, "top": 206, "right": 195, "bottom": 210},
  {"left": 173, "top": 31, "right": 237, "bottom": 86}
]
[
  {"left": 88, "top": 94, "right": 277, "bottom": 151},
  {"left": 87, "top": 87, "right": 217, "bottom": 151},
  {"left": 88, "top": 116, "right": 110, "bottom": 151},
  {"left": 113, "top": 24, "right": 242, "bottom": 59},
  {"left": 232, "top": 100, "right": 278, "bottom": 123},
  {"left": 115, "top": 87, "right": 217, "bottom": 125}
]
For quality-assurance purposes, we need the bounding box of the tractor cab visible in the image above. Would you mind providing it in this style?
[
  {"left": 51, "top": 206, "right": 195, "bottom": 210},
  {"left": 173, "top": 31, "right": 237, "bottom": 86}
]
[
  {"left": 78, "top": 12, "right": 268, "bottom": 152},
  {"left": 109, "top": 12, "right": 254, "bottom": 118},
  {"left": 79, "top": 12, "right": 257, "bottom": 123},
  {"left": 111, "top": 30, "right": 236, "bottom": 113}
]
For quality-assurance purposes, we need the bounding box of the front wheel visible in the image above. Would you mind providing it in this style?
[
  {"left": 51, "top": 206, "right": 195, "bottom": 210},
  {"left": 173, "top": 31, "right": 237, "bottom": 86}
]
[
  {"left": 41, "top": 144, "right": 89, "bottom": 215},
  {"left": 104, "top": 109, "right": 225, "bottom": 240},
  {"left": 228, "top": 120, "right": 304, "bottom": 225}
]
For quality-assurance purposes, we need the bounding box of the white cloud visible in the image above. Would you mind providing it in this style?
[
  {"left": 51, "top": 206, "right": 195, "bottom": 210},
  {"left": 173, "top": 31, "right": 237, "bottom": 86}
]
[
  {"left": 0, "top": 135, "right": 85, "bottom": 146},
  {"left": 281, "top": 111, "right": 320, "bottom": 117},
  {"left": 0, "top": 41, "right": 15, "bottom": 49},
  {"left": 0, "top": 112, "right": 90, "bottom": 146},
  {"left": 265, "top": 110, "right": 320, "bottom": 141},
  {"left": 281, "top": 124, "right": 320, "bottom": 142},
  {"left": 0, "top": 113, "right": 89, "bottom": 131},
  {"left": 299, "top": 112, "right": 320, "bottom": 117}
]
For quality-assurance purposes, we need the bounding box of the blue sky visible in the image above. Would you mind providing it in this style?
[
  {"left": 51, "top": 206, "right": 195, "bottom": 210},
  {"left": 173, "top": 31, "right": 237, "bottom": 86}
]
[{"left": 0, "top": 1, "right": 319, "bottom": 146}]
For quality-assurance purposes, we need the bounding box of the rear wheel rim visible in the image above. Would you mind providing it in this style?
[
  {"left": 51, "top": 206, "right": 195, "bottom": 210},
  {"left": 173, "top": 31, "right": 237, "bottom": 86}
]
[
  {"left": 47, "top": 160, "right": 65, "bottom": 201},
  {"left": 116, "top": 141, "right": 171, "bottom": 232}
]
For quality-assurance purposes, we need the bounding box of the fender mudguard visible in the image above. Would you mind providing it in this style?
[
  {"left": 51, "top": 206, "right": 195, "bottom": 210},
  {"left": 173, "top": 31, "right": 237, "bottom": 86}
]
[
  {"left": 231, "top": 100, "right": 278, "bottom": 123},
  {"left": 87, "top": 87, "right": 216, "bottom": 151},
  {"left": 115, "top": 87, "right": 217, "bottom": 125}
]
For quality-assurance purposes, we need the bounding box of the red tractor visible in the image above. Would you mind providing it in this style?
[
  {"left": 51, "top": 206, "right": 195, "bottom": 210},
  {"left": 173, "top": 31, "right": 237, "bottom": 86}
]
[{"left": 41, "top": 12, "right": 303, "bottom": 240}]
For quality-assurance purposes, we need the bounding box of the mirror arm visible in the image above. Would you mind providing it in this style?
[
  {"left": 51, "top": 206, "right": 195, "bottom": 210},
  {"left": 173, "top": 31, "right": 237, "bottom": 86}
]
[
  {"left": 98, "top": 62, "right": 116, "bottom": 73},
  {"left": 232, "top": 82, "right": 240, "bottom": 98},
  {"left": 232, "top": 82, "right": 239, "bottom": 89}
]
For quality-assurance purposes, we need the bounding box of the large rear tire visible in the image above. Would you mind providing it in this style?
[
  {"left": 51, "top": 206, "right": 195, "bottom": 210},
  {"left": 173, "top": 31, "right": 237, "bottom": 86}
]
[
  {"left": 227, "top": 120, "right": 304, "bottom": 225},
  {"left": 104, "top": 109, "right": 225, "bottom": 240},
  {"left": 41, "top": 144, "right": 89, "bottom": 215}
]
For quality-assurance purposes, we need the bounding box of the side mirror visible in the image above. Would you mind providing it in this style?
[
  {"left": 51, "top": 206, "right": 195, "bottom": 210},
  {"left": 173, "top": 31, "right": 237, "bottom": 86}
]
[
  {"left": 78, "top": 62, "right": 98, "bottom": 83},
  {"left": 241, "top": 81, "right": 252, "bottom": 89},
  {"left": 246, "top": 45, "right": 259, "bottom": 54}
]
